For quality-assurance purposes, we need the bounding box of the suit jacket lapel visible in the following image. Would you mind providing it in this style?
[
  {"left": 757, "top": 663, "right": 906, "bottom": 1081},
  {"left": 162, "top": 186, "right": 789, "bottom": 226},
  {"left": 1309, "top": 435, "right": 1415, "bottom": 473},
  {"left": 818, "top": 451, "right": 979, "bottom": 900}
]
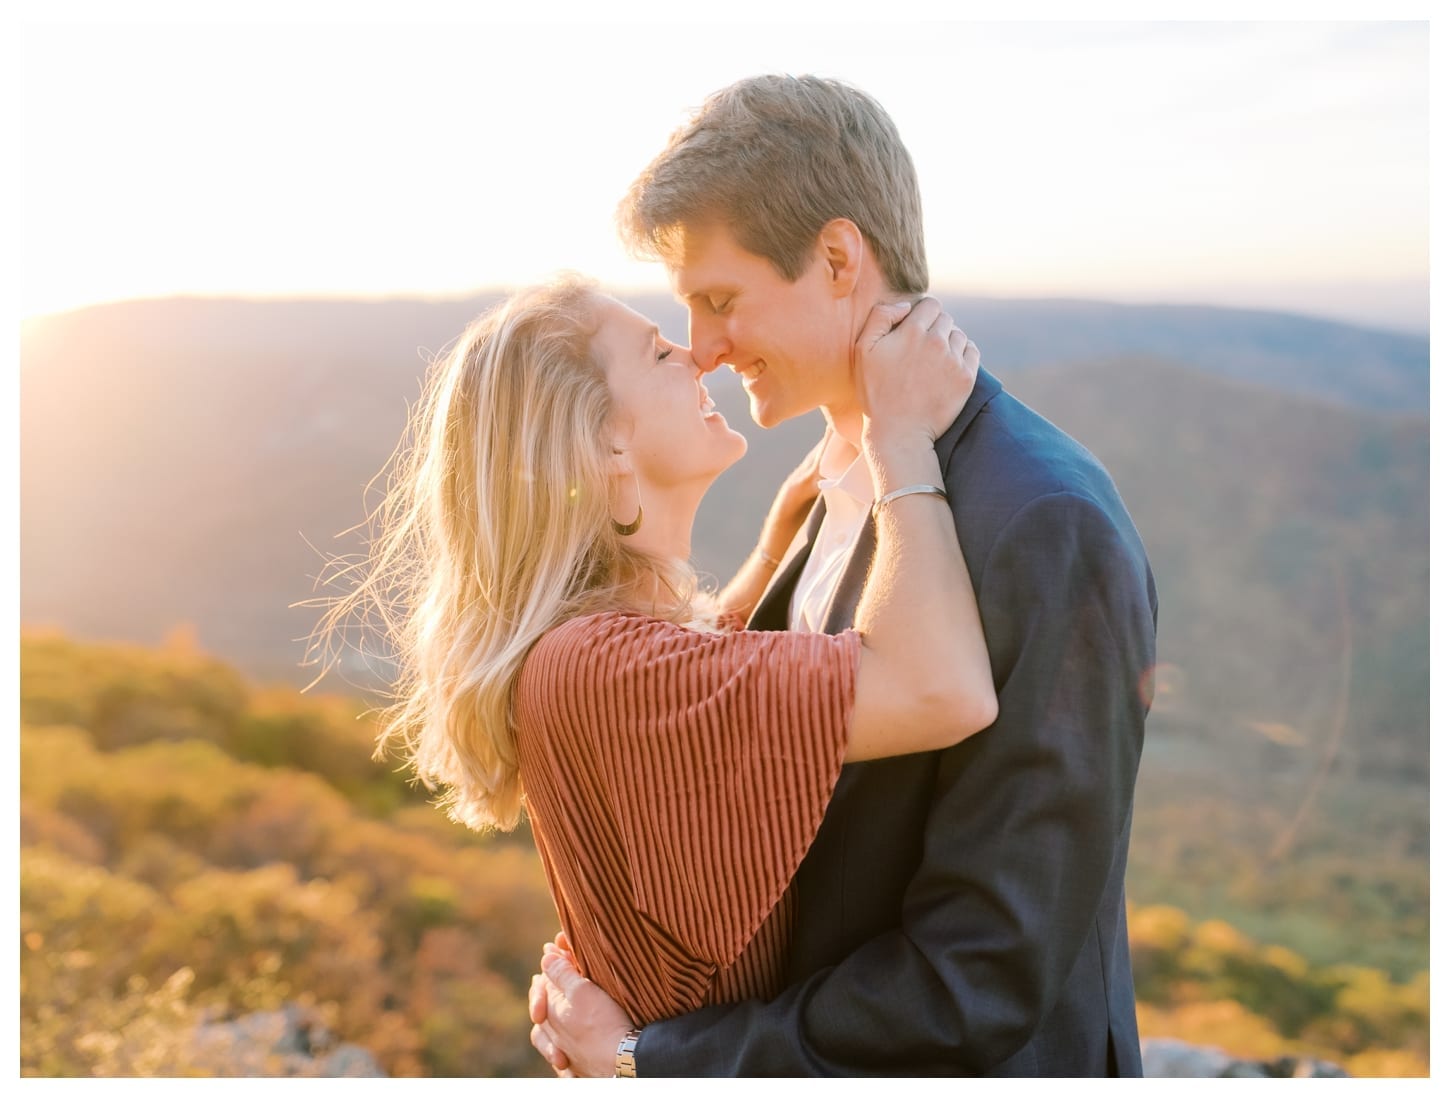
[
  {"left": 746, "top": 497, "right": 827, "bottom": 632},
  {"left": 821, "top": 513, "right": 877, "bottom": 636},
  {"left": 819, "top": 368, "right": 1004, "bottom": 636}
]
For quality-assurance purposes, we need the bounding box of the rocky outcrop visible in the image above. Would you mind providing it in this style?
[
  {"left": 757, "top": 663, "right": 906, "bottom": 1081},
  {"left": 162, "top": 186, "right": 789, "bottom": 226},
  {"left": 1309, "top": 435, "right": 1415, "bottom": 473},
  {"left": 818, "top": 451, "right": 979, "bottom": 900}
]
[
  {"left": 1142, "top": 1037, "right": 1350, "bottom": 1078},
  {"left": 188, "top": 1004, "right": 385, "bottom": 1077},
  {"left": 183, "top": 1013, "right": 1351, "bottom": 1078}
]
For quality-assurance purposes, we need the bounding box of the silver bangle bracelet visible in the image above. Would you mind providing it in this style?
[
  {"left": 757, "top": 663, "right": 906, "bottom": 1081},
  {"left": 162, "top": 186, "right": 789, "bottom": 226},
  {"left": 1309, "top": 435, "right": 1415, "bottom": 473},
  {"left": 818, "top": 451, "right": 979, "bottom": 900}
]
[
  {"left": 873, "top": 483, "right": 948, "bottom": 517},
  {"left": 755, "top": 545, "right": 782, "bottom": 568}
]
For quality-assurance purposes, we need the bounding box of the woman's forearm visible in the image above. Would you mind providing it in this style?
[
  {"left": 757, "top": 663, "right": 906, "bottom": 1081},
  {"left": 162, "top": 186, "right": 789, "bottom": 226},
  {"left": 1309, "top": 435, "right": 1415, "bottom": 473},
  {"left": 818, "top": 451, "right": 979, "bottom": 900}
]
[{"left": 845, "top": 430, "right": 997, "bottom": 760}]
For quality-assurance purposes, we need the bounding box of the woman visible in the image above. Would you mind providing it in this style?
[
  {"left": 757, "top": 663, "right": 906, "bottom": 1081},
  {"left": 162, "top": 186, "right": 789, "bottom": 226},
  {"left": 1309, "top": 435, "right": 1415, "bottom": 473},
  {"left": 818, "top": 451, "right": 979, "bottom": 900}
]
[{"left": 319, "top": 273, "right": 995, "bottom": 1030}]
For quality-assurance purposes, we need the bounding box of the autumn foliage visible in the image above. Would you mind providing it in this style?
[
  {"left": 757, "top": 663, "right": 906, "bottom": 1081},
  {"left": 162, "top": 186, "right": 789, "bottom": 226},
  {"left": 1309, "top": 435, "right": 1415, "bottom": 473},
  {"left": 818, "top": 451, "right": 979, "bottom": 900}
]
[
  {"left": 20, "top": 631, "right": 556, "bottom": 1076},
  {"left": 18, "top": 632, "right": 1428, "bottom": 1076}
]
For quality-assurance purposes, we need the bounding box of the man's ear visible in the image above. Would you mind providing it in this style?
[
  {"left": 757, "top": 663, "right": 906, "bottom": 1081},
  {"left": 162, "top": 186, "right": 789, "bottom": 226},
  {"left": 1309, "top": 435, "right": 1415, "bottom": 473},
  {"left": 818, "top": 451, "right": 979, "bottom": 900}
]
[{"left": 818, "top": 218, "right": 865, "bottom": 299}]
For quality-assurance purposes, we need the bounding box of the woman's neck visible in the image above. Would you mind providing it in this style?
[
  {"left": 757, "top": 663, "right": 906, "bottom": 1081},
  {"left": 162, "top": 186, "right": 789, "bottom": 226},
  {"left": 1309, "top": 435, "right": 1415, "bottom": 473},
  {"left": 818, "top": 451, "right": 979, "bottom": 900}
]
[{"left": 625, "top": 479, "right": 704, "bottom": 589}]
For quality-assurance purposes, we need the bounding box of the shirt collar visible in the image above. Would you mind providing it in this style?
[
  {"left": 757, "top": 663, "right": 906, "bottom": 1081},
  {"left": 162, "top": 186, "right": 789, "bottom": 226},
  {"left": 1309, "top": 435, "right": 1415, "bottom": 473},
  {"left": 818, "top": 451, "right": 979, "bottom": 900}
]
[{"left": 817, "top": 450, "right": 874, "bottom": 514}]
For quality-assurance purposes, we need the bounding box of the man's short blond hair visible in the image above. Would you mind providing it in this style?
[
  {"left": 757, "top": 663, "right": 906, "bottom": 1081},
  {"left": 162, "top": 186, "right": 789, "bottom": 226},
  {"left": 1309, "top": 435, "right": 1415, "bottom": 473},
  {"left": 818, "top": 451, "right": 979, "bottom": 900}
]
[{"left": 618, "top": 74, "right": 928, "bottom": 294}]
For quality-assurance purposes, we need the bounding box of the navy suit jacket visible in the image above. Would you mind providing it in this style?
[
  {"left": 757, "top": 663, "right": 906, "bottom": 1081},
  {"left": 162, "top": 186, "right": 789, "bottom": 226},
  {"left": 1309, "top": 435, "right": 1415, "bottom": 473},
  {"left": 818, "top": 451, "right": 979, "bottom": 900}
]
[{"left": 637, "top": 368, "right": 1157, "bottom": 1075}]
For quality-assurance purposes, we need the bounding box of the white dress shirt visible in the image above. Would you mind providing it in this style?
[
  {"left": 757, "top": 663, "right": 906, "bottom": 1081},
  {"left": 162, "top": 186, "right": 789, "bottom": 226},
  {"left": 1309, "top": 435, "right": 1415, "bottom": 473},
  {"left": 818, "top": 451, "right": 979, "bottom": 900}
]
[{"left": 789, "top": 451, "right": 874, "bottom": 634}]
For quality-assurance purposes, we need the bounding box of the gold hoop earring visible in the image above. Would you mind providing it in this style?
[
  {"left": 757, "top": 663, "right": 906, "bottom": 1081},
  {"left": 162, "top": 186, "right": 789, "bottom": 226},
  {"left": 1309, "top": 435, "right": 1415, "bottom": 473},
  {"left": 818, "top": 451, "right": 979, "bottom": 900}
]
[
  {"left": 612, "top": 470, "right": 643, "bottom": 537},
  {"left": 612, "top": 507, "right": 642, "bottom": 537}
]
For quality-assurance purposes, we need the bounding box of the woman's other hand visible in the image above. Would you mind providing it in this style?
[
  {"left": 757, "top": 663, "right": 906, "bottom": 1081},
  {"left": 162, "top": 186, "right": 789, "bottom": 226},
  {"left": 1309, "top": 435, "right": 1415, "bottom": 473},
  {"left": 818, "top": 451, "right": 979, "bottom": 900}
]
[
  {"left": 529, "top": 938, "right": 634, "bottom": 1078},
  {"left": 853, "top": 296, "right": 980, "bottom": 446}
]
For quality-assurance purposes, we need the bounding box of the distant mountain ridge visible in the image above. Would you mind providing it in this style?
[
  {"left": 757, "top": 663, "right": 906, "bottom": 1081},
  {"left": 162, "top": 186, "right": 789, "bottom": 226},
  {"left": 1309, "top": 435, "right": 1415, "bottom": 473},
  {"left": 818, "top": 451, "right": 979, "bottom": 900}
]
[
  {"left": 943, "top": 297, "right": 1428, "bottom": 413},
  {"left": 23, "top": 290, "right": 1428, "bottom": 413}
]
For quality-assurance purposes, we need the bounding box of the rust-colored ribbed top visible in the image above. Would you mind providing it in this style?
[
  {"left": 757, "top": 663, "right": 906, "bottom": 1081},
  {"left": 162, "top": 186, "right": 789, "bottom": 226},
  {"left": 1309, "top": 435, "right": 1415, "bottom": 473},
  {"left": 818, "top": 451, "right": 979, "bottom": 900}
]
[{"left": 515, "top": 610, "right": 859, "bottom": 1025}]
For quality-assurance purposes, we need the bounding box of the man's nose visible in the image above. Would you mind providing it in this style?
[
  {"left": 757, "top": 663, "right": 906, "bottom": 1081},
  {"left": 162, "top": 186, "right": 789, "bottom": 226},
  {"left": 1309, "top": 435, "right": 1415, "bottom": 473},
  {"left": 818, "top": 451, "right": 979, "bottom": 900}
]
[{"left": 689, "top": 316, "right": 730, "bottom": 372}]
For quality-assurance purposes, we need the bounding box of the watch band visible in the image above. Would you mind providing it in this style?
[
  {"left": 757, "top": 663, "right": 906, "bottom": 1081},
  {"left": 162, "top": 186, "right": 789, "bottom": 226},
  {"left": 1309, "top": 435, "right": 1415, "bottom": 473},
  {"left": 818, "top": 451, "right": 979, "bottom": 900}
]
[{"left": 614, "top": 1028, "right": 642, "bottom": 1077}]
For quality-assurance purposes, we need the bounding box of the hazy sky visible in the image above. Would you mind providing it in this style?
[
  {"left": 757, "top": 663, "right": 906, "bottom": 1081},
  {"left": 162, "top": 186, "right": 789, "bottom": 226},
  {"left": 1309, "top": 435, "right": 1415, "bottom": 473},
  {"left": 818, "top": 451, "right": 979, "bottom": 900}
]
[{"left": 18, "top": 9, "right": 1432, "bottom": 332}]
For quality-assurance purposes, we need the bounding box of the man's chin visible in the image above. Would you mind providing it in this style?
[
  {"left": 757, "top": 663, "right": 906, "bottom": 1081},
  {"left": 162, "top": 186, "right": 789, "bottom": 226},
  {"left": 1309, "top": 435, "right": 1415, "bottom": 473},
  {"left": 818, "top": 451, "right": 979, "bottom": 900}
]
[
  {"left": 748, "top": 391, "right": 794, "bottom": 429},
  {"left": 749, "top": 394, "right": 813, "bottom": 431},
  {"left": 747, "top": 393, "right": 774, "bottom": 428}
]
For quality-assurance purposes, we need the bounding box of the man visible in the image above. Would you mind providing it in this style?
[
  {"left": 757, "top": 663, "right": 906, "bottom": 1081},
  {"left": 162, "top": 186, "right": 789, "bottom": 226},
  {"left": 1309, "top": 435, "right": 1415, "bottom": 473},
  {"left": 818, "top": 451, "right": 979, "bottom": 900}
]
[{"left": 529, "top": 74, "right": 1157, "bottom": 1077}]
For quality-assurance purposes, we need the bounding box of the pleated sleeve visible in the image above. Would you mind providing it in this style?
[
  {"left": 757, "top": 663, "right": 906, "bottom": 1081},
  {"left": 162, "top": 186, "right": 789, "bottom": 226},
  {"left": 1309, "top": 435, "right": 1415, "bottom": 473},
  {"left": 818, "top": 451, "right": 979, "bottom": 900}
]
[{"left": 515, "top": 610, "right": 857, "bottom": 1004}]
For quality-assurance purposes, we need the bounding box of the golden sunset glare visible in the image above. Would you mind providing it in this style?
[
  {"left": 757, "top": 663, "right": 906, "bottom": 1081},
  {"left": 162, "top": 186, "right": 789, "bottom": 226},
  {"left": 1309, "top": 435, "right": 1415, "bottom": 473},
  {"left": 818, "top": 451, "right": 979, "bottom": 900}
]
[{"left": 19, "top": 15, "right": 1429, "bottom": 332}]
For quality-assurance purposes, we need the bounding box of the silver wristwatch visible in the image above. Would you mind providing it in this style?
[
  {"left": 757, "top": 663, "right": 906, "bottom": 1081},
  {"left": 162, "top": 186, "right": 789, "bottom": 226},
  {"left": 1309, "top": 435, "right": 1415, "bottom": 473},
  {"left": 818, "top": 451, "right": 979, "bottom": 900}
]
[{"left": 614, "top": 1028, "right": 642, "bottom": 1077}]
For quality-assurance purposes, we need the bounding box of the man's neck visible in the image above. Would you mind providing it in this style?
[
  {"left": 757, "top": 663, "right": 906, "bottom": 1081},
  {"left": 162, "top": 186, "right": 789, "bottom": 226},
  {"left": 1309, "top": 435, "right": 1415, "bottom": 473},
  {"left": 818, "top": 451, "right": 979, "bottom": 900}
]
[{"left": 821, "top": 267, "right": 915, "bottom": 456}]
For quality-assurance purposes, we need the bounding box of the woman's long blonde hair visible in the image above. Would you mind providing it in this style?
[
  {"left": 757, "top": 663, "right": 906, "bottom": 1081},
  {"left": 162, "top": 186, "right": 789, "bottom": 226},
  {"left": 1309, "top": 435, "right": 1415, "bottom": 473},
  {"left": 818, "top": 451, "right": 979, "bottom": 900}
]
[{"left": 312, "top": 275, "right": 699, "bottom": 832}]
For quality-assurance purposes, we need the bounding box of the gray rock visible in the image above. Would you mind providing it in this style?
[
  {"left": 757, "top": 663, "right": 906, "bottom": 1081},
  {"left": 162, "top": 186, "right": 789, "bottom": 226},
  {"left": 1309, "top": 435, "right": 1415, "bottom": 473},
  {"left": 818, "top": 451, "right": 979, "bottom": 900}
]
[
  {"left": 1142, "top": 1037, "right": 1350, "bottom": 1079},
  {"left": 1264, "top": 1055, "right": 1352, "bottom": 1079},
  {"left": 188, "top": 1003, "right": 387, "bottom": 1077},
  {"left": 319, "top": 1045, "right": 391, "bottom": 1078},
  {"left": 1142, "top": 1038, "right": 1238, "bottom": 1077}
]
